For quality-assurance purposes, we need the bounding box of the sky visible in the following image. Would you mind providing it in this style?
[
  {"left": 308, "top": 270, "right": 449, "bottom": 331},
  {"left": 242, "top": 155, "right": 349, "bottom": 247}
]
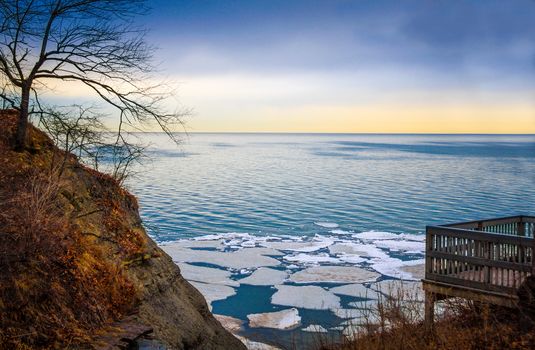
[{"left": 57, "top": 0, "right": 535, "bottom": 133}]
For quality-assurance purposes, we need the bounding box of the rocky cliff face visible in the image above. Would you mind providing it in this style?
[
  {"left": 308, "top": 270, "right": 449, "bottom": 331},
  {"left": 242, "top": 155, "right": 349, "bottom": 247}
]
[
  {"left": 0, "top": 110, "right": 245, "bottom": 349},
  {"left": 72, "top": 165, "right": 246, "bottom": 350}
]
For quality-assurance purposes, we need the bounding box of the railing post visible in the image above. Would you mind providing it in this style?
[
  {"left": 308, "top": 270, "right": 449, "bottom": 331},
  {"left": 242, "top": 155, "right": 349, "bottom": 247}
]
[
  {"left": 517, "top": 218, "right": 526, "bottom": 237},
  {"left": 532, "top": 238, "right": 535, "bottom": 275},
  {"left": 425, "top": 226, "right": 433, "bottom": 279},
  {"left": 485, "top": 241, "right": 491, "bottom": 284},
  {"left": 424, "top": 291, "right": 436, "bottom": 334}
]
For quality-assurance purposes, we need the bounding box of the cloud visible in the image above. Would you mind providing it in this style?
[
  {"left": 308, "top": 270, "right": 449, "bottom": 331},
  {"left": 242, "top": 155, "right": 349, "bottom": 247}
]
[
  {"left": 148, "top": 0, "right": 535, "bottom": 95},
  {"left": 33, "top": 1, "right": 535, "bottom": 133}
]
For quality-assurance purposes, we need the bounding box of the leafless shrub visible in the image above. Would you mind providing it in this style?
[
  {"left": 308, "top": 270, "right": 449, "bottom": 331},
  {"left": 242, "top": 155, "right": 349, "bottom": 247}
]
[{"left": 32, "top": 104, "right": 146, "bottom": 184}]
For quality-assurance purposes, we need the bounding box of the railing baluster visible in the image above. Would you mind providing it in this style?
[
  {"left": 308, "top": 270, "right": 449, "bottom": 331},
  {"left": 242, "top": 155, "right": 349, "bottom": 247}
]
[{"left": 425, "top": 217, "right": 533, "bottom": 299}]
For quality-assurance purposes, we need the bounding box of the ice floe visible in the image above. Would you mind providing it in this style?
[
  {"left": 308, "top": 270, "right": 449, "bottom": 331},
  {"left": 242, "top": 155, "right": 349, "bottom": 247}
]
[
  {"left": 329, "top": 243, "right": 389, "bottom": 259},
  {"left": 284, "top": 253, "right": 340, "bottom": 265},
  {"left": 400, "top": 264, "right": 425, "bottom": 280},
  {"left": 342, "top": 325, "right": 366, "bottom": 341},
  {"left": 340, "top": 312, "right": 381, "bottom": 326},
  {"left": 166, "top": 230, "right": 426, "bottom": 280},
  {"left": 239, "top": 268, "right": 288, "bottom": 286},
  {"left": 302, "top": 324, "right": 328, "bottom": 333},
  {"left": 178, "top": 263, "right": 239, "bottom": 286},
  {"left": 247, "top": 308, "right": 301, "bottom": 330},
  {"left": 329, "top": 284, "right": 379, "bottom": 299},
  {"left": 330, "top": 229, "right": 353, "bottom": 235},
  {"left": 332, "top": 308, "right": 366, "bottom": 319},
  {"left": 241, "top": 240, "right": 257, "bottom": 248},
  {"left": 328, "top": 243, "right": 365, "bottom": 255},
  {"left": 370, "top": 258, "right": 425, "bottom": 280},
  {"left": 260, "top": 235, "right": 334, "bottom": 253},
  {"left": 347, "top": 299, "right": 378, "bottom": 310},
  {"left": 370, "top": 280, "right": 424, "bottom": 302},
  {"left": 288, "top": 266, "right": 379, "bottom": 284},
  {"left": 194, "top": 232, "right": 255, "bottom": 241},
  {"left": 337, "top": 254, "right": 367, "bottom": 264},
  {"left": 163, "top": 245, "right": 282, "bottom": 269},
  {"left": 164, "top": 228, "right": 428, "bottom": 335},
  {"left": 272, "top": 285, "right": 341, "bottom": 310},
  {"left": 236, "top": 336, "right": 282, "bottom": 350},
  {"left": 167, "top": 240, "right": 225, "bottom": 249},
  {"left": 352, "top": 231, "right": 401, "bottom": 240},
  {"left": 373, "top": 239, "right": 425, "bottom": 253},
  {"left": 315, "top": 222, "right": 339, "bottom": 228},
  {"left": 214, "top": 314, "right": 243, "bottom": 332},
  {"left": 353, "top": 231, "right": 425, "bottom": 242},
  {"left": 403, "top": 233, "right": 426, "bottom": 242},
  {"left": 190, "top": 281, "right": 236, "bottom": 307}
]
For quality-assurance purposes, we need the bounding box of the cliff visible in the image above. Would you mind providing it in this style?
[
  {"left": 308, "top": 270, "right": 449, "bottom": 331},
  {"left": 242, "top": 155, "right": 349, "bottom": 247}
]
[{"left": 0, "top": 110, "right": 245, "bottom": 349}]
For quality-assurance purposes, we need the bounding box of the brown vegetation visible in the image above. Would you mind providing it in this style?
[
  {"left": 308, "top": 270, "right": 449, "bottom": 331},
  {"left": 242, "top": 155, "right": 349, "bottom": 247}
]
[
  {"left": 0, "top": 109, "right": 246, "bottom": 350},
  {"left": 0, "top": 109, "right": 143, "bottom": 348},
  {"left": 318, "top": 286, "right": 535, "bottom": 350}
]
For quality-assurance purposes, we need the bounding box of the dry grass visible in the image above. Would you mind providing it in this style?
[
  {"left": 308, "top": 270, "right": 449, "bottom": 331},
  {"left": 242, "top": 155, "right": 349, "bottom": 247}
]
[
  {"left": 316, "top": 282, "right": 535, "bottom": 350},
  {"left": 0, "top": 110, "right": 144, "bottom": 349}
]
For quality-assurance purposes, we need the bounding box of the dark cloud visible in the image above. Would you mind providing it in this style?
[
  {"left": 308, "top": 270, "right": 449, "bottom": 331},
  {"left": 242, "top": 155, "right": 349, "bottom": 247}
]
[
  {"left": 402, "top": 1, "right": 535, "bottom": 48},
  {"left": 145, "top": 0, "right": 535, "bottom": 89}
]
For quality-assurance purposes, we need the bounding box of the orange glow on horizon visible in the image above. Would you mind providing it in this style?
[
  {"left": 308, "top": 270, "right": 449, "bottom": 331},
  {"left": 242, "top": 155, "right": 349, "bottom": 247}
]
[{"left": 188, "top": 104, "right": 535, "bottom": 134}]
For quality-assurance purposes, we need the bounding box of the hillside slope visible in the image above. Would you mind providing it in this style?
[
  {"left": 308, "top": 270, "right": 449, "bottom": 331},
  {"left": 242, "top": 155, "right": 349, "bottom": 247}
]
[{"left": 0, "top": 110, "right": 245, "bottom": 349}]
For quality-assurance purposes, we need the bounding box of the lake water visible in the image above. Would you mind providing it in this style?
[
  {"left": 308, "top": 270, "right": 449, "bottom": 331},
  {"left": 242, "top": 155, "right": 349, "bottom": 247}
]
[{"left": 128, "top": 133, "right": 535, "bottom": 348}]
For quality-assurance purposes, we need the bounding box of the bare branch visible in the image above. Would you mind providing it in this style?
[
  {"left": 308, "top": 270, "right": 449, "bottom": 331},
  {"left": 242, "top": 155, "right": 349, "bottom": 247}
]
[{"left": 0, "top": 0, "right": 186, "bottom": 150}]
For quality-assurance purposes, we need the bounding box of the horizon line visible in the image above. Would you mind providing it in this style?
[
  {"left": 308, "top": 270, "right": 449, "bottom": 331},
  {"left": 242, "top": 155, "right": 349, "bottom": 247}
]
[{"left": 131, "top": 131, "right": 535, "bottom": 136}]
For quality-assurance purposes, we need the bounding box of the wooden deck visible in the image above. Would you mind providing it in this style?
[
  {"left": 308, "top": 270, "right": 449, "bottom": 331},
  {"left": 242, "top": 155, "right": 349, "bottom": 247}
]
[{"left": 422, "top": 215, "right": 535, "bottom": 328}]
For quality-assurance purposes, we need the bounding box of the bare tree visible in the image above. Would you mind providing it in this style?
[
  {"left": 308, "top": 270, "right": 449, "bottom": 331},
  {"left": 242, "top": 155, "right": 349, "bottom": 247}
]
[{"left": 0, "top": 0, "right": 183, "bottom": 151}]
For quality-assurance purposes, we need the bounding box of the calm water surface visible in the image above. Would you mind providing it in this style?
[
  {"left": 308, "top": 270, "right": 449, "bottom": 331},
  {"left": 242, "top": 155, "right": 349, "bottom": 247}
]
[{"left": 129, "top": 133, "right": 535, "bottom": 241}]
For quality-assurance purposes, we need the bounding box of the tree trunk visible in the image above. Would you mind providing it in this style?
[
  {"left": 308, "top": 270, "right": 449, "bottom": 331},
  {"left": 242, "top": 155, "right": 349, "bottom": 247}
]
[{"left": 14, "top": 84, "right": 30, "bottom": 151}]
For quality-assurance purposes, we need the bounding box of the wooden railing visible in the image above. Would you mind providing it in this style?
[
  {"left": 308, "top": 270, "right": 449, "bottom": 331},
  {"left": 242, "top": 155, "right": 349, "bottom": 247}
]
[
  {"left": 442, "top": 215, "right": 535, "bottom": 238},
  {"left": 425, "top": 216, "right": 535, "bottom": 295}
]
